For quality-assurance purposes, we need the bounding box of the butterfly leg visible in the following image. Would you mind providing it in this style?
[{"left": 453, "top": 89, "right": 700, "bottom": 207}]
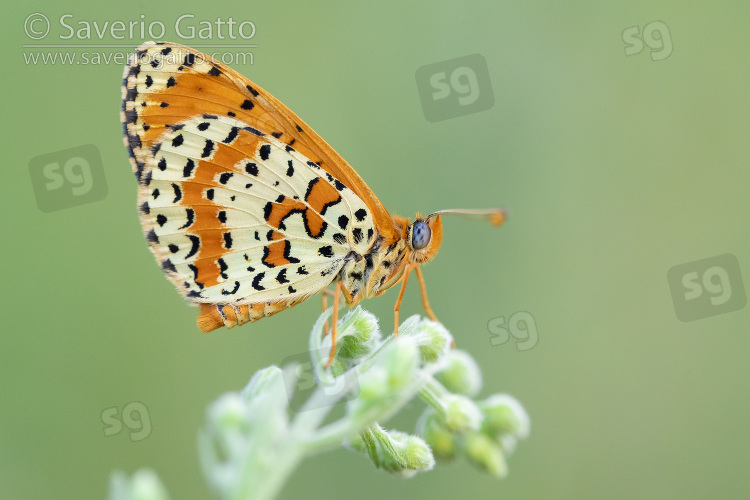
[
  {"left": 393, "top": 263, "right": 414, "bottom": 336},
  {"left": 324, "top": 282, "right": 343, "bottom": 368},
  {"left": 321, "top": 288, "right": 335, "bottom": 336},
  {"left": 414, "top": 265, "right": 454, "bottom": 347},
  {"left": 414, "top": 265, "right": 439, "bottom": 323}
]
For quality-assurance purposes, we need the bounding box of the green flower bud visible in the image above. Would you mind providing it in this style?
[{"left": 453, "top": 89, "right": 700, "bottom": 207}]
[
  {"left": 380, "top": 430, "right": 435, "bottom": 477},
  {"left": 464, "top": 432, "right": 507, "bottom": 477},
  {"left": 239, "top": 366, "right": 289, "bottom": 436},
  {"left": 352, "top": 425, "right": 434, "bottom": 477},
  {"left": 208, "top": 393, "right": 248, "bottom": 430},
  {"left": 435, "top": 349, "right": 482, "bottom": 397},
  {"left": 395, "top": 314, "right": 421, "bottom": 336},
  {"left": 335, "top": 307, "right": 381, "bottom": 360},
  {"left": 382, "top": 337, "right": 420, "bottom": 390},
  {"left": 204, "top": 393, "right": 252, "bottom": 464},
  {"left": 347, "top": 338, "right": 419, "bottom": 420},
  {"left": 441, "top": 394, "right": 482, "bottom": 433},
  {"left": 416, "top": 409, "right": 458, "bottom": 460},
  {"left": 350, "top": 366, "right": 390, "bottom": 416},
  {"left": 241, "top": 366, "right": 287, "bottom": 406},
  {"left": 108, "top": 469, "right": 170, "bottom": 500},
  {"left": 405, "top": 319, "right": 452, "bottom": 363},
  {"left": 478, "top": 394, "right": 530, "bottom": 441},
  {"left": 498, "top": 434, "right": 518, "bottom": 455},
  {"left": 327, "top": 358, "right": 348, "bottom": 378}
]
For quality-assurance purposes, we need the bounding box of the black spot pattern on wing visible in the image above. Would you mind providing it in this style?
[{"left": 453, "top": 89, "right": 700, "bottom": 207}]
[{"left": 252, "top": 272, "right": 266, "bottom": 291}]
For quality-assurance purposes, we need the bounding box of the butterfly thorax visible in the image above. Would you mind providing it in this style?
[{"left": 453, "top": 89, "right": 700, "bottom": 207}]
[{"left": 339, "top": 216, "right": 411, "bottom": 305}]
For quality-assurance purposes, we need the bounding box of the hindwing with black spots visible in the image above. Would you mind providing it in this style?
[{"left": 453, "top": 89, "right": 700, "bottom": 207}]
[{"left": 131, "top": 112, "right": 377, "bottom": 306}]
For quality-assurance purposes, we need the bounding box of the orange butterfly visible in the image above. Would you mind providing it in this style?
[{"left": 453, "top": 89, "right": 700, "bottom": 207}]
[{"left": 121, "top": 42, "right": 504, "bottom": 363}]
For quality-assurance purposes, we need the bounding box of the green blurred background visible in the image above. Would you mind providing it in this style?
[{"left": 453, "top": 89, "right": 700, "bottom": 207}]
[{"left": 3, "top": 1, "right": 749, "bottom": 498}]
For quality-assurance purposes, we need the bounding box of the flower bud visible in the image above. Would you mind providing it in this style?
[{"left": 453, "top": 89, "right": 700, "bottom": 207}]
[
  {"left": 407, "top": 319, "right": 452, "bottom": 363},
  {"left": 463, "top": 432, "right": 507, "bottom": 477},
  {"left": 108, "top": 469, "right": 170, "bottom": 500},
  {"left": 348, "top": 338, "right": 419, "bottom": 419},
  {"left": 208, "top": 393, "right": 247, "bottom": 431},
  {"left": 335, "top": 307, "right": 381, "bottom": 360},
  {"left": 478, "top": 394, "right": 530, "bottom": 441},
  {"left": 353, "top": 426, "right": 435, "bottom": 477},
  {"left": 380, "top": 430, "right": 435, "bottom": 477},
  {"left": 397, "top": 316, "right": 452, "bottom": 363},
  {"left": 417, "top": 409, "right": 458, "bottom": 460},
  {"left": 241, "top": 366, "right": 287, "bottom": 406},
  {"left": 441, "top": 394, "right": 482, "bottom": 433},
  {"left": 382, "top": 337, "right": 420, "bottom": 391},
  {"left": 434, "top": 350, "right": 482, "bottom": 397},
  {"left": 350, "top": 366, "right": 389, "bottom": 416}
]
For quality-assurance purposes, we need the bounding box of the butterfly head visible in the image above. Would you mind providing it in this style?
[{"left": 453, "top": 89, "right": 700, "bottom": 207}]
[
  {"left": 406, "top": 208, "right": 506, "bottom": 265},
  {"left": 406, "top": 214, "right": 444, "bottom": 264}
]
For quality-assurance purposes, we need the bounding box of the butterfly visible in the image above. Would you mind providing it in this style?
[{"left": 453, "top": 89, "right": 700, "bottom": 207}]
[{"left": 121, "top": 42, "right": 505, "bottom": 363}]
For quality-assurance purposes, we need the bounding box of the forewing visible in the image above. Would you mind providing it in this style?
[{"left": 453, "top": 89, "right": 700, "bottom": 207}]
[{"left": 122, "top": 42, "right": 397, "bottom": 245}]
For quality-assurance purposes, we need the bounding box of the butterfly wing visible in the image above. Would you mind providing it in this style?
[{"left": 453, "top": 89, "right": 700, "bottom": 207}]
[
  {"left": 122, "top": 41, "right": 397, "bottom": 241},
  {"left": 121, "top": 42, "right": 380, "bottom": 328}
]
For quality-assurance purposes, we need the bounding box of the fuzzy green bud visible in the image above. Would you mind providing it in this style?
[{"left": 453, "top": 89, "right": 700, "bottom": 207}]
[
  {"left": 352, "top": 425, "right": 434, "bottom": 477},
  {"left": 241, "top": 366, "right": 288, "bottom": 407},
  {"left": 108, "top": 469, "right": 170, "bottom": 500},
  {"left": 240, "top": 366, "right": 289, "bottom": 435},
  {"left": 379, "top": 430, "right": 435, "bottom": 477},
  {"left": 441, "top": 394, "right": 483, "bottom": 433},
  {"left": 203, "top": 391, "right": 253, "bottom": 465},
  {"left": 464, "top": 432, "right": 507, "bottom": 477},
  {"left": 208, "top": 393, "right": 248, "bottom": 431},
  {"left": 416, "top": 409, "right": 458, "bottom": 460},
  {"left": 335, "top": 307, "right": 381, "bottom": 360},
  {"left": 348, "top": 338, "right": 419, "bottom": 419},
  {"left": 382, "top": 337, "right": 420, "bottom": 390},
  {"left": 478, "top": 394, "right": 530, "bottom": 441},
  {"left": 401, "top": 318, "right": 452, "bottom": 363},
  {"left": 352, "top": 366, "right": 389, "bottom": 413},
  {"left": 435, "top": 349, "right": 482, "bottom": 397}
]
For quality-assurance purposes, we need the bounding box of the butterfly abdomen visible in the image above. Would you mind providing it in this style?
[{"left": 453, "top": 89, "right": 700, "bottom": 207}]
[{"left": 197, "top": 299, "right": 303, "bottom": 332}]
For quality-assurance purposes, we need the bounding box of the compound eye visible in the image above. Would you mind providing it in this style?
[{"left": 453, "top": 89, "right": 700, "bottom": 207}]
[{"left": 411, "top": 221, "right": 431, "bottom": 250}]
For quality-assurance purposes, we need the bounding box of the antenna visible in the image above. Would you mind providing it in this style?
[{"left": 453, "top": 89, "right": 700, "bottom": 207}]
[{"left": 425, "top": 208, "right": 506, "bottom": 227}]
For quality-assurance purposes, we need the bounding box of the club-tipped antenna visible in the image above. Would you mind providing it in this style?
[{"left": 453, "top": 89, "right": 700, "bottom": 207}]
[{"left": 425, "top": 208, "right": 507, "bottom": 227}]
